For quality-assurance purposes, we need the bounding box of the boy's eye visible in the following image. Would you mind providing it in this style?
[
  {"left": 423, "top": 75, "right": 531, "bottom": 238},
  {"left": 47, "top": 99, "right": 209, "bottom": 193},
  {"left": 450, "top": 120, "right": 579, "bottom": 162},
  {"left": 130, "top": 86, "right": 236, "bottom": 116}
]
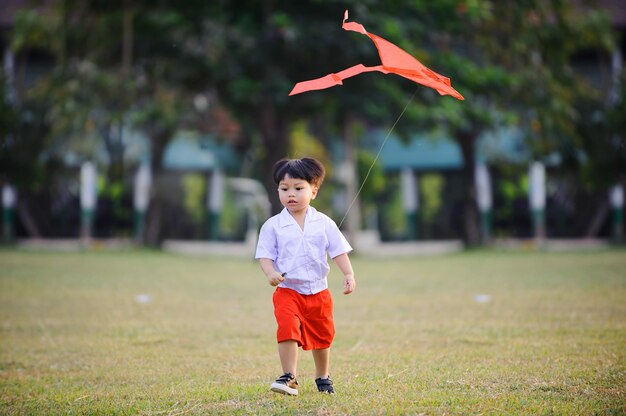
[{"left": 296, "top": 187, "right": 303, "bottom": 191}]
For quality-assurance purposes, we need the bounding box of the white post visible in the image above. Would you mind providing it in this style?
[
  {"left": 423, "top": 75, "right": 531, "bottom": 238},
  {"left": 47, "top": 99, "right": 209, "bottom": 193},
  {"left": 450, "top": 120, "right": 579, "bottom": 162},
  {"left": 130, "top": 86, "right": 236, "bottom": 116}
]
[
  {"left": 3, "top": 50, "right": 17, "bottom": 242},
  {"left": 608, "top": 49, "right": 623, "bottom": 244},
  {"left": 133, "top": 164, "right": 151, "bottom": 243},
  {"left": 2, "top": 184, "right": 16, "bottom": 242},
  {"left": 207, "top": 168, "right": 224, "bottom": 240},
  {"left": 80, "top": 162, "right": 97, "bottom": 240},
  {"left": 529, "top": 161, "right": 546, "bottom": 241},
  {"left": 401, "top": 168, "right": 418, "bottom": 240},
  {"left": 475, "top": 163, "right": 492, "bottom": 243},
  {"left": 610, "top": 184, "right": 624, "bottom": 243}
]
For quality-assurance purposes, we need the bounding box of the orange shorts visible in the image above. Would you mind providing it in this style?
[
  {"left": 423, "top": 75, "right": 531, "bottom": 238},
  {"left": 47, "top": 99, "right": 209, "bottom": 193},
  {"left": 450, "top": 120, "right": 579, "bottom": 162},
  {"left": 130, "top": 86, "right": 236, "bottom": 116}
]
[{"left": 273, "top": 287, "right": 335, "bottom": 351}]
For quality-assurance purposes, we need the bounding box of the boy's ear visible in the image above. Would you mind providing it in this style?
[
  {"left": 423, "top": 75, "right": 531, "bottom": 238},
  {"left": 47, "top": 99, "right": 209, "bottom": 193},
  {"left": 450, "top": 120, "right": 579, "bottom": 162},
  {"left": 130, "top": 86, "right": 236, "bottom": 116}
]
[{"left": 311, "top": 186, "right": 319, "bottom": 199}]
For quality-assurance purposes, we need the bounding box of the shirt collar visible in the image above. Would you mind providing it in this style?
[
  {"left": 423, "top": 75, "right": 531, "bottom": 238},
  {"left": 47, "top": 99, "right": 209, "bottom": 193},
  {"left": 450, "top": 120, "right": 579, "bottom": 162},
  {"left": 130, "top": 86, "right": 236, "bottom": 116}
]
[{"left": 278, "top": 206, "right": 322, "bottom": 228}]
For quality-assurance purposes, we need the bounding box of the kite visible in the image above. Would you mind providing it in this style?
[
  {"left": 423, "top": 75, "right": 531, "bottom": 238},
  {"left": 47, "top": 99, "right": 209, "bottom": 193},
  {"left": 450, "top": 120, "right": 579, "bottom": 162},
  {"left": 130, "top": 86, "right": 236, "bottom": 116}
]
[{"left": 289, "top": 10, "right": 464, "bottom": 100}]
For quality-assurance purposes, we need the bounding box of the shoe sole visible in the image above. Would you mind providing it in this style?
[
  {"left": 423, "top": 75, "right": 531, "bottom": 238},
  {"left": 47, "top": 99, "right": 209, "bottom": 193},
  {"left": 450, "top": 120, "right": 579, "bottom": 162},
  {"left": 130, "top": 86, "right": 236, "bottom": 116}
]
[{"left": 270, "top": 382, "right": 298, "bottom": 396}]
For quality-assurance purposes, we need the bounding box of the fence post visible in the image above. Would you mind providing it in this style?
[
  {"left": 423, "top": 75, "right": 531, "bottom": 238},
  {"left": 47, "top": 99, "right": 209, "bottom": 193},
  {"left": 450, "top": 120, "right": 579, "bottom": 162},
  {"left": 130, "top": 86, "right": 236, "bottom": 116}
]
[
  {"left": 133, "top": 164, "right": 151, "bottom": 244},
  {"left": 529, "top": 162, "right": 546, "bottom": 241},
  {"left": 401, "top": 168, "right": 419, "bottom": 240},
  {"left": 475, "top": 164, "right": 492, "bottom": 244},
  {"left": 2, "top": 184, "right": 16, "bottom": 243},
  {"left": 207, "top": 168, "right": 224, "bottom": 241},
  {"left": 80, "top": 162, "right": 97, "bottom": 241},
  {"left": 610, "top": 184, "right": 624, "bottom": 244}
]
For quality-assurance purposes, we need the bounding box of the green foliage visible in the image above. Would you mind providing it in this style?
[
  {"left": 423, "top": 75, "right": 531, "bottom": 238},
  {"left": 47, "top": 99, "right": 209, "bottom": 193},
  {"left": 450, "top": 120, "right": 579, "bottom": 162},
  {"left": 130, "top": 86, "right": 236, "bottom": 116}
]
[
  {"left": 420, "top": 173, "right": 445, "bottom": 223},
  {"left": 0, "top": 85, "right": 50, "bottom": 187},
  {"left": 380, "top": 175, "right": 407, "bottom": 239},
  {"left": 356, "top": 150, "right": 385, "bottom": 204},
  {"left": 4, "top": 0, "right": 622, "bottom": 240},
  {"left": 577, "top": 69, "right": 626, "bottom": 187},
  {"left": 10, "top": 9, "right": 61, "bottom": 53},
  {"left": 9, "top": 0, "right": 213, "bottom": 171},
  {"left": 217, "top": 186, "right": 246, "bottom": 240},
  {"left": 288, "top": 121, "right": 331, "bottom": 173},
  {"left": 356, "top": 150, "right": 386, "bottom": 230},
  {"left": 288, "top": 122, "right": 335, "bottom": 215},
  {"left": 181, "top": 174, "right": 205, "bottom": 223},
  {"left": 494, "top": 168, "right": 529, "bottom": 232}
]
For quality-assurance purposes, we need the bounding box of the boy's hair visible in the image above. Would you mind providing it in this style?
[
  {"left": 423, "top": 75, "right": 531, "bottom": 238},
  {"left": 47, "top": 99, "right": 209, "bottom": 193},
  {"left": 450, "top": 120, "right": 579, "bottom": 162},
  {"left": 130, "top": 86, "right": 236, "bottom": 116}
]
[{"left": 273, "top": 158, "right": 326, "bottom": 187}]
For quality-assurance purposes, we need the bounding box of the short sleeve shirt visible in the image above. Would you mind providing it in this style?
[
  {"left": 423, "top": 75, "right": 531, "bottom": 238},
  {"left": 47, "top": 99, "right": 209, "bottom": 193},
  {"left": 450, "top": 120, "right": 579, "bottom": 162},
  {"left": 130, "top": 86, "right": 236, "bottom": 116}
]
[{"left": 255, "top": 206, "right": 352, "bottom": 295}]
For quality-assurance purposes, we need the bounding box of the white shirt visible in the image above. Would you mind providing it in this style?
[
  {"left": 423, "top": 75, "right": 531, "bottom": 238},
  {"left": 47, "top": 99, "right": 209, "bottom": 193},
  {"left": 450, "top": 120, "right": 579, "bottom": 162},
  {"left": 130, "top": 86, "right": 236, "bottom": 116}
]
[{"left": 255, "top": 206, "right": 352, "bottom": 295}]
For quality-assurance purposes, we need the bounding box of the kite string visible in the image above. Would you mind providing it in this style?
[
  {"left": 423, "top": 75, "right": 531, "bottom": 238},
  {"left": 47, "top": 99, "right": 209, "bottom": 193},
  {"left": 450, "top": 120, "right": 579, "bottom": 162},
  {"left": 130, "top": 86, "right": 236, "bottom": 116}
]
[{"left": 337, "top": 87, "right": 418, "bottom": 228}]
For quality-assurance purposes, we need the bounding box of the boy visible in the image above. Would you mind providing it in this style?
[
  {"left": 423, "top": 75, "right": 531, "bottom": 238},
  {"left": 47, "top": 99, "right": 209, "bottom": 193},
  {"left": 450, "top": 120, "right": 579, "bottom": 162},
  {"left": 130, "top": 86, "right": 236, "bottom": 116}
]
[{"left": 255, "top": 157, "right": 356, "bottom": 396}]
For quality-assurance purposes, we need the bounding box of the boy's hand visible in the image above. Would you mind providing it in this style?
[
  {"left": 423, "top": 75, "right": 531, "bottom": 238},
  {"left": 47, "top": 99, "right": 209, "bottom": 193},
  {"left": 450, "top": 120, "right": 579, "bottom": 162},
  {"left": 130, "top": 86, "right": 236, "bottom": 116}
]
[
  {"left": 267, "top": 271, "right": 285, "bottom": 287},
  {"left": 343, "top": 274, "right": 356, "bottom": 295}
]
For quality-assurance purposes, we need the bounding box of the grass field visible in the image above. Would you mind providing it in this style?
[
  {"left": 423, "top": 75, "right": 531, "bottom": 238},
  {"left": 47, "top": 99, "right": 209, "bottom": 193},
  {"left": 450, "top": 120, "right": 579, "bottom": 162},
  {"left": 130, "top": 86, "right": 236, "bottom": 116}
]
[{"left": 0, "top": 248, "right": 624, "bottom": 415}]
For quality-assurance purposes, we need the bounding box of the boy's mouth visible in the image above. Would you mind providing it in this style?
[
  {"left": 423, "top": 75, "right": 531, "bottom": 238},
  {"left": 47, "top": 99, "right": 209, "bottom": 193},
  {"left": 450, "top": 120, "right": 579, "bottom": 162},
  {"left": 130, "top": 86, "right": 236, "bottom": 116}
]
[{"left": 288, "top": 199, "right": 297, "bottom": 204}]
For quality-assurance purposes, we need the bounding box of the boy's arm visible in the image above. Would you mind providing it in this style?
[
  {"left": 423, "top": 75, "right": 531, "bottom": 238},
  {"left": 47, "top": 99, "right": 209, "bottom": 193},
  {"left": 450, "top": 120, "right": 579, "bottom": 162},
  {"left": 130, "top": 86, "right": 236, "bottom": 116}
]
[
  {"left": 332, "top": 253, "right": 355, "bottom": 295},
  {"left": 259, "top": 258, "right": 285, "bottom": 287}
]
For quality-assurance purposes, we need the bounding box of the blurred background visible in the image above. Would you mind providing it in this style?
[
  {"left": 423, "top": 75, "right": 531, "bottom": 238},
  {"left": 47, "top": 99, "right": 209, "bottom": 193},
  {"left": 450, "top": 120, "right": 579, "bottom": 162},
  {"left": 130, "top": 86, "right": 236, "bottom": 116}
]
[{"left": 0, "top": 0, "right": 624, "bottom": 250}]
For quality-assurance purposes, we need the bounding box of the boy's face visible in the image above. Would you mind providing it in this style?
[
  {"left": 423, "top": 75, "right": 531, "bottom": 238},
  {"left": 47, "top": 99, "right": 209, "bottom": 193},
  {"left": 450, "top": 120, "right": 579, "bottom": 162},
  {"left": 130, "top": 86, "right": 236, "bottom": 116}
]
[{"left": 277, "top": 174, "right": 318, "bottom": 214}]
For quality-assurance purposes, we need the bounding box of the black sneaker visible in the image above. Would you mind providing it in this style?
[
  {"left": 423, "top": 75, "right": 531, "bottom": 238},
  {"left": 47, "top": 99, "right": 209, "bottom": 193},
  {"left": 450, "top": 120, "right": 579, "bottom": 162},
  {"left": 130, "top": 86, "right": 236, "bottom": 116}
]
[
  {"left": 270, "top": 373, "right": 299, "bottom": 396},
  {"left": 315, "top": 376, "right": 335, "bottom": 394}
]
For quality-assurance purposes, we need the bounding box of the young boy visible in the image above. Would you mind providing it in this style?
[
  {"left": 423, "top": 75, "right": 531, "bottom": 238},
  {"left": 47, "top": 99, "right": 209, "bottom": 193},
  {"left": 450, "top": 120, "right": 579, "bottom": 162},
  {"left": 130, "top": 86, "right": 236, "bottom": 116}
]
[{"left": 255, "top": 157, "right": 356, "bottom": 396}]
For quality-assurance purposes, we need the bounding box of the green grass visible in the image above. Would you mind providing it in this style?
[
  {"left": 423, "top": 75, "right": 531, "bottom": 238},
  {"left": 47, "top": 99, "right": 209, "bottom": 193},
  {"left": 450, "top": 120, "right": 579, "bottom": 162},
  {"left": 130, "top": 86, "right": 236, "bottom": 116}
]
[{"left": 0, "top": 248, "right": 624, "bottom": 415}]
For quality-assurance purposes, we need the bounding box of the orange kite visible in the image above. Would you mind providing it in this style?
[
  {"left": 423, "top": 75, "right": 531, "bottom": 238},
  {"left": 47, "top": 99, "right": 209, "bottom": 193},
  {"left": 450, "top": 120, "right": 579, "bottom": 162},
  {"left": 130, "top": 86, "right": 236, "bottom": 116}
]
[{"left": 289, "top": 10, "right": 464, "bottom": 100}]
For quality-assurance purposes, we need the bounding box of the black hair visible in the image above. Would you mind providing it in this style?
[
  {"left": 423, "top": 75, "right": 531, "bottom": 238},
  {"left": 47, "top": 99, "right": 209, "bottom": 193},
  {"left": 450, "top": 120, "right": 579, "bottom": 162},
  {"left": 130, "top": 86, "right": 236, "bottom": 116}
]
[{"left": 272, "top": 157, "right": 326, "bottom": 187}]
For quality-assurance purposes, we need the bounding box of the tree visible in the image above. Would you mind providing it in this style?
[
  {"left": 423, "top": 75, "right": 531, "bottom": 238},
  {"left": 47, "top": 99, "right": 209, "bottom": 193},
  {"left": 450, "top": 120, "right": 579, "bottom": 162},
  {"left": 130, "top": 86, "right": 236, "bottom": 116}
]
[
  {"left": 6, "top": 2, "right": 141, "bottom": 237},
  {"left": 206, "top": 1, "right": 615, "bottom": 245},
  {"left": 6, "top": 0, "right": 617, "bottom": 245},
  {"left": 201, "top": 2, "right": 454, "bottom": 244},
  {"left": 7, "top": 0, "right": 218, "bottom": 244},
  {"left": 389, "top": 0, "right": 616, "bottom": 244}
]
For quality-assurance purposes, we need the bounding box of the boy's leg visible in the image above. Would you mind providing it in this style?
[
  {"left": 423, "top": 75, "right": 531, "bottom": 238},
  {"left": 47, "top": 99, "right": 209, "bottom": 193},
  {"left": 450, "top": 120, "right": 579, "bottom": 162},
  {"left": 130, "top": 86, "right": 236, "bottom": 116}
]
[
  {"left": 312, "top": 348, "right": 334, "bottom": 394},
  {"left": 278, "top": 340, "right": 299, "bottom": 375},
  {"left": 271, "top": 341, "right": 299, "bottom": 395},
  {"left": 311, "top": 348, "right": 330, "bottom": 378}
]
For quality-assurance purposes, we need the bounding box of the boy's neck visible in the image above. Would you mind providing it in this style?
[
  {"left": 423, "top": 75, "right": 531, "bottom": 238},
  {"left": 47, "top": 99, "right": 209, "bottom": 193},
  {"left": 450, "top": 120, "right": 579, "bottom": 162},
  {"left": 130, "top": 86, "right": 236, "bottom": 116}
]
[{"left": 287, "top": 206, "right": 308, "bottom": 230}]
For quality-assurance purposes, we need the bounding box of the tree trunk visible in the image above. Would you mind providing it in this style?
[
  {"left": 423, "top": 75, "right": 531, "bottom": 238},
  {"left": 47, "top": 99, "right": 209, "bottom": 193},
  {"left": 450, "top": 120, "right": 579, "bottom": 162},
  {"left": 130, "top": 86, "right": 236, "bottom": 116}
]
[
  {"left": 122, "top": 0, "right": 133, "bottom": 76},
  {"left": 16, "top": 201, "right": 41, "bottom": 238},
  {"left": 145, "top": 128, "right": 172, "bottom": 247},
  {"left": 101, "top": 122, "right": 125, "bottom": 184},
  {"left": 456, "top": 130, "right": 481, "bottom": 246},
  {"left": 585, "top": 201, "right": 609, "bottom": 238},
  {"left": 257, "top": 0, "right": 288, "bottom": 215},
  {"left": 258, "top": 95, "right": 288, "bottom": 215}
]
